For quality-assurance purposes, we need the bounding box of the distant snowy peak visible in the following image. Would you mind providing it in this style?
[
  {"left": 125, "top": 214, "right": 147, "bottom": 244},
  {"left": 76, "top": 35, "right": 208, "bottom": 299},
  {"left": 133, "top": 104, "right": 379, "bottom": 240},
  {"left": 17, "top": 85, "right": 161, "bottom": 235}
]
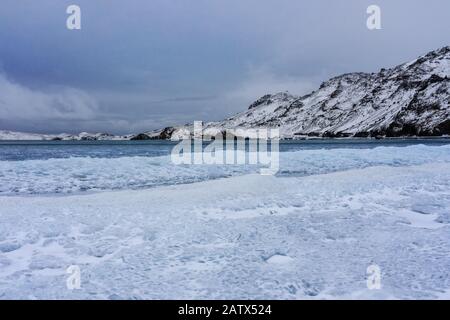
[
  {"left": 0, "top": 130, "right": 128, "bottom": 141},
  {"left": 398, "top": 46, "right": 450, "bottom": 79},
  {"left": 0, "top": 130, "right": 56, "bottom": 141},
  {"left": 54, "top": 132, "right": 130, "bottom": 141},
  {"left": 247, "top": 92, "right": 298, "bottom": 111}
]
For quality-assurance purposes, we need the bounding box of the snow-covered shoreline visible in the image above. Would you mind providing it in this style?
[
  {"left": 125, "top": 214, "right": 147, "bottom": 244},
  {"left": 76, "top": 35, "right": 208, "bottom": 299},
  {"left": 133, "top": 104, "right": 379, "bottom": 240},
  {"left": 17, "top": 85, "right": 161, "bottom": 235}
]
[
  {"left": 1, "top": 129, "right": 449, "bottom": 142},
  {"left": 0, "top": 130, "right": 131, "bottom": 141},
  {"left": 1, "top": 162, "right": 449, "bottom": 299}
]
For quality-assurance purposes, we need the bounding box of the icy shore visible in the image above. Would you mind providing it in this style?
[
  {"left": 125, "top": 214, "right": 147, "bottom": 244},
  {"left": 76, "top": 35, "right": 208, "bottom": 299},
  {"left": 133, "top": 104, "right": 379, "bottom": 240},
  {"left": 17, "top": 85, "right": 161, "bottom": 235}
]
[{"left": 0, "top": 162, "right": 449, "bottom": 299}]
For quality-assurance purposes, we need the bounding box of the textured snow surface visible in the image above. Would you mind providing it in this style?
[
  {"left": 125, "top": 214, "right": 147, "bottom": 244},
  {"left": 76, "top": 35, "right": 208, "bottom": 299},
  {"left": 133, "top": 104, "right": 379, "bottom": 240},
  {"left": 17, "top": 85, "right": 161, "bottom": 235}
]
[{"left": 0, "top": 158, "right": 449, "bottom": 299}]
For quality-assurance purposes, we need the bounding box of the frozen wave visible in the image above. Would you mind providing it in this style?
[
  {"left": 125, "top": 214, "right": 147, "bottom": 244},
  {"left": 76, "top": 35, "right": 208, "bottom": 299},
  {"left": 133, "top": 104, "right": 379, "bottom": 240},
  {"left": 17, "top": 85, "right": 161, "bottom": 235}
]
[
  {"left": 0, "top": 144, "right": 450, "bottom": 195},
  {"left": 0, "top": 155, "right": 257, "bottom": 195}
]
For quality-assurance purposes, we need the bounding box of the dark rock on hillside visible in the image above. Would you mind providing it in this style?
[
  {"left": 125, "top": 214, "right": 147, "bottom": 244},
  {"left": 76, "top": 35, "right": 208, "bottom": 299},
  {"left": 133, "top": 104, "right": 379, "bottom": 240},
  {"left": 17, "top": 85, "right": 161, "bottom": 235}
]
[{"left": 130, "top": 133, "right": 151, "bottom": 140}]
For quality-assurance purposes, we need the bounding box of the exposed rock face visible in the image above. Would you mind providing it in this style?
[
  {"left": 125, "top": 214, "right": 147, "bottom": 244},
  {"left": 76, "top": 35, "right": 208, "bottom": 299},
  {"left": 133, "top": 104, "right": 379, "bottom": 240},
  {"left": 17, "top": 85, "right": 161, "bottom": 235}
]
[
  {"left": 130, "top": 127, "right": 176, "bottom": 140},
  {"left": 168, "top": 46, "right": 450, "bottom": 139},
  {"left": 130, "top": 133, "right": 151, "bottom": 140},
  {"left": 158, "top": 127, "right": 176, "bottom": 140}
]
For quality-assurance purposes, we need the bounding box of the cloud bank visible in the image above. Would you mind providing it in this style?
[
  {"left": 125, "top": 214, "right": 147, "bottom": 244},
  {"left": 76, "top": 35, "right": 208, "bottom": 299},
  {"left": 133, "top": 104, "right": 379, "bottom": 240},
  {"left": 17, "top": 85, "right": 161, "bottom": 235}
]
[
  {"left": 0, "top": 74, "right": 98, "bottom": 122},
  {"left": 0, "top": 0, "right": 449, "bottom": 133}
]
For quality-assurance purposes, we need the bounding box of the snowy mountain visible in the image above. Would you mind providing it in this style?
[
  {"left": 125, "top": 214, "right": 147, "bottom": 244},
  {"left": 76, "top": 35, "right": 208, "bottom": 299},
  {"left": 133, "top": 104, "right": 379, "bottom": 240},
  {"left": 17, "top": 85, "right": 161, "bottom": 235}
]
[
  {"left": 0, "top": 130, "right": 57, "bottom": 141},
  {"left": 0, "top": 130, "right": 129, "bottom": 141},
  {"left": 159, "top": 46, "right": 450, "bottom": 139},
  {"left": 52, "top": 132, "right": 130, "bottom": 141}
]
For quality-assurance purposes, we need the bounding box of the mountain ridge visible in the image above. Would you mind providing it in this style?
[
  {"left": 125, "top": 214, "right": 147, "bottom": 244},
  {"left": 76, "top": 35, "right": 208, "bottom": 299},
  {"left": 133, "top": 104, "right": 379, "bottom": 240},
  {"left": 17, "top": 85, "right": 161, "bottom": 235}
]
[{"left": 142, "top": 45, "right": 450, "bottom": 140}]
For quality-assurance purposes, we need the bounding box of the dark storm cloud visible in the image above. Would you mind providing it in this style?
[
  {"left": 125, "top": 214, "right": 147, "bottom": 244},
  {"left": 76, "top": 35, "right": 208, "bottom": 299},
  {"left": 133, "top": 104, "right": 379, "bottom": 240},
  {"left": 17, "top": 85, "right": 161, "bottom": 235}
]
[{"left": 0, "top": 0, "right": 449, "bottom": 134}]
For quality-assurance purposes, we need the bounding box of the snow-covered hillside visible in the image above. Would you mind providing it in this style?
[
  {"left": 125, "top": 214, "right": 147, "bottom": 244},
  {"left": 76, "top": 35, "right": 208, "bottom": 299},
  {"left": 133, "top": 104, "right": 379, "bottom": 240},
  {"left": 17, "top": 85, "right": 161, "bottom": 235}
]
[
  {"left": 0, "top": 130, "right": 129, "bottom": 141},
  {"left": 0, "top": 131, "right": 57, "bottom": 141},
  {"left": 161, "top": 46, "right": 449, "bottom": 139}
]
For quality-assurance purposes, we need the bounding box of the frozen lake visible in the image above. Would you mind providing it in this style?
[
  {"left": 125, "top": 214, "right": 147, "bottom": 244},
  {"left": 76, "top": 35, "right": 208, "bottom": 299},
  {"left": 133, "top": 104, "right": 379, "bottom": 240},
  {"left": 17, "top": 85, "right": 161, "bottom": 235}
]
[{"left": 0, "top": 140, "right": 449, "bottom": 299}]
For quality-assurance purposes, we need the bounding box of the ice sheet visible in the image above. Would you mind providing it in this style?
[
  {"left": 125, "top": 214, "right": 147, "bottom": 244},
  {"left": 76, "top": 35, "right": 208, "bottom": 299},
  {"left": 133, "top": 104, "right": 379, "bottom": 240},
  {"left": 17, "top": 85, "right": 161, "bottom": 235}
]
[{"left": 0, "top": 162, "right": 449, "bottom": 299}]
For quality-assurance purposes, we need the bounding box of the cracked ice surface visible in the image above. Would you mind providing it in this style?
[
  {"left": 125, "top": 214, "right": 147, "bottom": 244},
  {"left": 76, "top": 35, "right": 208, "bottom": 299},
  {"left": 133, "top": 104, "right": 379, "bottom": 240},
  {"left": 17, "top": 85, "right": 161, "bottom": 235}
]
[
  {"left": 1, "top": 144, "right": 450, "bottom": 196},
  {"left": 0, "top": 160, "right": 449, "bottom": 299}
]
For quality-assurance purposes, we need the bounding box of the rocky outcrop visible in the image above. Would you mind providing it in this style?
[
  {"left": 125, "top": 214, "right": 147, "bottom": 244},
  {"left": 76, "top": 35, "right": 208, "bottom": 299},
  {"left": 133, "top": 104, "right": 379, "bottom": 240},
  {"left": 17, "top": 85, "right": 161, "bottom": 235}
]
[{"left": 130, "top": 133, "right": 152, "bottom": 140}]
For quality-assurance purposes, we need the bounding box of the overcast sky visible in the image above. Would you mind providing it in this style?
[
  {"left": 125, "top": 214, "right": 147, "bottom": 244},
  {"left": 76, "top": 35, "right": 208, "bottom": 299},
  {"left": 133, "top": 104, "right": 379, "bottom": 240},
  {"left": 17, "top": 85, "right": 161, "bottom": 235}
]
[{"left": 0, "top": 0, "right": 449, "bottom": 134}]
